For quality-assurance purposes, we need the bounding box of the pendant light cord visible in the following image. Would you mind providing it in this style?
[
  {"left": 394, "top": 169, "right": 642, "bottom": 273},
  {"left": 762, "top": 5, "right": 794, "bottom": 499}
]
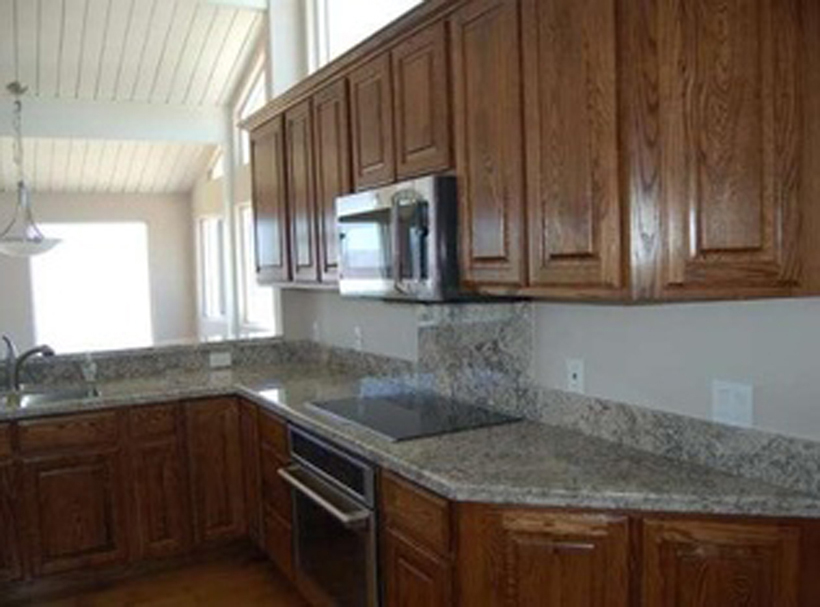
[{"left": 12, "top": 97, "right": 23, "bottom": 186}]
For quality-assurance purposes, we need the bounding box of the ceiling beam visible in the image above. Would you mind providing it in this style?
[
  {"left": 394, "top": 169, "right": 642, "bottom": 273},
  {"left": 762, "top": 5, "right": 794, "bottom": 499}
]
[
  {"left": 201, "top": 0, "right": 267, "bottom": 10},
  {"left": 0, "top": 97, "right": 226, "bottom": 144}
]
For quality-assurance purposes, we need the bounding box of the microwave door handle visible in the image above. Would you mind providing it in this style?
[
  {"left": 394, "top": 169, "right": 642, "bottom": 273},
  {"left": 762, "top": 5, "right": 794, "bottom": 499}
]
[
  {"left": 391, "top": 198, "right": 403, "bottom": 293},
  {"left": 279, "top": 466, "right": 371, "bottom": 529}
]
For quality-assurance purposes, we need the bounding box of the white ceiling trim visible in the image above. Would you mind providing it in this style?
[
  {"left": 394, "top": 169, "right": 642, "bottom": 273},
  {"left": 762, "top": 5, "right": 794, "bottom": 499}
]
[{"left": 0, "top": 96, "right": 227, "bottom": 143}]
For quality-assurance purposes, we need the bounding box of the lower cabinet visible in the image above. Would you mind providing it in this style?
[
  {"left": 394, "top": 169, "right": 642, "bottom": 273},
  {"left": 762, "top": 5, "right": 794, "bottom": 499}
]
[
  {"left": 383, "top": 527, "right": 451, "bottom": 607},
  {"left": 642, "top": 519, "right": 801, "bottom": 607},
  {"left": 23, "top": 450, "right": 129, "bottom": 576},
  {"left": 130, "top": 404, "right": 191, "bottom": 560},
  {"left": 0, "top": 459, "right": 22, "bottom": 583},
  {"left": 186, "top": 398, "right": 246, "bottom": 545},
  {"left": 258, "top": 410, "right": 294, "bottom": 579},
  {"left": 458, "top": 504, "right": 630, "bottom": 607}
]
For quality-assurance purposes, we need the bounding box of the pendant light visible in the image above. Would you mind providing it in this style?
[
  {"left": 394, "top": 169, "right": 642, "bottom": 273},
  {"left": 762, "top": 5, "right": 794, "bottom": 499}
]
[{"left": 0, "top": 82, "right": 59, "bottom": 258}]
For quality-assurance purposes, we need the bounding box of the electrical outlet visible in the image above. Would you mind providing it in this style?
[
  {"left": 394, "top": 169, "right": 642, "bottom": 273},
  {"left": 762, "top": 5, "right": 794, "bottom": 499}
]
[
  {"left": 353, "top": 326, "right": 364, "bottom": 352},
  {"left": 312, "top": 321, "right": 321, "bottom": 342},
  {"left": 566, "top": 358, "right": 585, "bottom": 394},
  {"left": 712, "top": 380, "right": 754, "bottom": 428},
  {"left": 209, "top": 351, "right": 232, "bottom": 369}
]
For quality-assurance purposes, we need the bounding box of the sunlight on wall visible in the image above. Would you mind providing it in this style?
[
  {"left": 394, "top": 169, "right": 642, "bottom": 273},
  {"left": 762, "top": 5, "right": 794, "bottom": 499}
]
[{"left": 30, "top": 223, "right": 153, "bottom": 353}]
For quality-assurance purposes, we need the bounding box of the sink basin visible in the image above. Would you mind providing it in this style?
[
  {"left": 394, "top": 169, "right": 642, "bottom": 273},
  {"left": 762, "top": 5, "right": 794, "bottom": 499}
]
[{"left": 1, "top": 386, "right": 101, "bottom": 409}]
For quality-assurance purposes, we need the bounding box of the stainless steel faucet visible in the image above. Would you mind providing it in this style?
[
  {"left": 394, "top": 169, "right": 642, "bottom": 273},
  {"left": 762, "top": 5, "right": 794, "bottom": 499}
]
[{"left": 1, "top": 335, "right": 55, "bottom": 392}]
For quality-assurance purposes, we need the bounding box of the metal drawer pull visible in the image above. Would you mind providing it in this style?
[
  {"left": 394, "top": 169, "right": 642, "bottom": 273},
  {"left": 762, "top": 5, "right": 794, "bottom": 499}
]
[{"left": 278, "top": 465, "right": 371, "bottom": 529}]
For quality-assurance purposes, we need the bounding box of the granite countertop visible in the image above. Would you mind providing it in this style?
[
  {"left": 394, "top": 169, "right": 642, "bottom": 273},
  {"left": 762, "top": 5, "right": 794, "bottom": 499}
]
[{"left": 2, "top": 364, "right": 818, "bottom": 519}]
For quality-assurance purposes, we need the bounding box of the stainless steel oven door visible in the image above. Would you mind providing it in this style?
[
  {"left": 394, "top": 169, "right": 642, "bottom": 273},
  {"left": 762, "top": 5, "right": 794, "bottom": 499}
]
[{"left": 279, "top": 464, "right": 378, "bottom": 607}]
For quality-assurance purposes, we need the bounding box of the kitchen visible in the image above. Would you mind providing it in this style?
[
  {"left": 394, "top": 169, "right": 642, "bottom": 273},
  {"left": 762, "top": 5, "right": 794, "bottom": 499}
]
[{"left": 1, "top": 0, "right": 820, "bottom": 605}]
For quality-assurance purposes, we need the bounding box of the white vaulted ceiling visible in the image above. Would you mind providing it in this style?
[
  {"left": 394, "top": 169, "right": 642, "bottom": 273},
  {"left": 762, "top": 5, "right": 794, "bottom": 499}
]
[
  {"left": 0, "top": 0, "right": 265, "bottom": 194},
  {"left": 0, "top": 0, "right": 264, "bottom": 106},
  {"left": 0, "top": 137, "right": 215, "bottom": 194}
]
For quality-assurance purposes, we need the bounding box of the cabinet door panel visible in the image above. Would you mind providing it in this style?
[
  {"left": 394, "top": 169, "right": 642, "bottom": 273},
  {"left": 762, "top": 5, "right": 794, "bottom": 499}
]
[
  {"left": 132, "top": 438, "right": 189, "bottom": 559},
  {"left": 384, "top": 528, "right": 451, "bottom": 607},
  {"left": 350, "top": 53, "right": 395, "bottom": 189},
  {"left": 187, "top": 398, "right": 246, "bottom": 544},
  {"left": 313, "top": 80, "right": 351, "bottom": 283},
  {"left": 285, "top": 100, "right": 320, "bottom": 283},
  {"left": 0, "top": 461, "right": 22, "bottom": 583},
  {"left": 451, "top": 0, "right": 525, "bottom": 288},
  {"left": 251, "top": 116, "right": 290, "bottom": 283},
  {"left": 393, "top": 21, "right": 451, "bottom": 179},
  {"left": 25, "top": 451, "right": 128, "bottom": 576},
  {"left": 656, "top": 0, "right": 800, "bottom": 296},
  {"left": 240, "top": 401, "right": 262, "bottom": 549},
  {"left": 523, "top": 0, "right": 623, "bottom": 294},
  {"left": 458, "top": 505, "right": 629, "bottom": 607},
  {"left": 643, "top": 519, "right": 800, "bottom": 607}
]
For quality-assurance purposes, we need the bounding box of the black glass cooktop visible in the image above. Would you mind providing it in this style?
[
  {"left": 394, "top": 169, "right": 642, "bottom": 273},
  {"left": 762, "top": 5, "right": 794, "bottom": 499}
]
[{"left": 309, "top": 393, "right": 521, "bottom": 442}]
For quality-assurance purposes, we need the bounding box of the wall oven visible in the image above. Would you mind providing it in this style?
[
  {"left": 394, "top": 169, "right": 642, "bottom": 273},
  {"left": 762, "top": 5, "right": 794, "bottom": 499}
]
[
  {"left": 336, "top": 175, "right": 460, "bottom": 301},
  {"left": 279, "top": 426, "right": 378, "bottom": 607}
]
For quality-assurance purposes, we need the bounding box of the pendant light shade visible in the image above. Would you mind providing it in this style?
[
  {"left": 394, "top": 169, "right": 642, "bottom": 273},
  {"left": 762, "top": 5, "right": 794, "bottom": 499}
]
[{"left": 0, "top": 82, "right": 59, "bottom": 258}]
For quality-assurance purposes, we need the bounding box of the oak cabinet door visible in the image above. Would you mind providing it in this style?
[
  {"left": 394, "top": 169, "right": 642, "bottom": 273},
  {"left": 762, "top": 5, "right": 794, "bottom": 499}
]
[
  {"left": 0, "top": 460, "right": 22, "bottom": 583},
  {"left": 24, "top": 450, "right": 129, "bottom": 576},
  {"left": 458, "top": 505, "right": 630, "bottom": 607},
  {"left": 250, "top": 115, "right": 290, "bottom": 283},
  {"left": 186, "top": 398, "right": 246, "bottom": 545},
  {"left": 350, "top": 53, "right": 395, "bottom": 190},
  {"left": 131, "top": 405, "right": 190, "bottom": 560},
  {"left": 240, "top": 401, "right": 262, "bottom": 549},
  {"left": 451, "top": 0, "right": 525, "bottom": 289},
  {"left": 313, "top": 80, "right": 351, "bottom": 283},
  {"left": 522, "top": 0, "right": 623, "bottom": 296},
  {"left": 654, "top": 0, "right": 801, "bottom": 298},
  {"left": 393, "top": 21, "right": 451, "bottom": 179},
  {"left": 384, "top": 528, "right": 451, "bottom": 607},
  {"left": 285, "top": 99, "right": 320, "bottom": 283},
  {"left": 643, "top": 519, "right": 800, "bottom": 607}
]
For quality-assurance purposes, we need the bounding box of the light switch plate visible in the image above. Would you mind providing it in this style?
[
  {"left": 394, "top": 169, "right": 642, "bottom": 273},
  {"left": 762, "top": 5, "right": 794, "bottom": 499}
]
[
  {"left": 712, "top": 380, "right": 754, "bottom": 428},
  {"left": 566, "top": 358, "right": 585, "bottom": 394},
  {"left": 209, "top": 351, "right": 232, "bottom": 369}
]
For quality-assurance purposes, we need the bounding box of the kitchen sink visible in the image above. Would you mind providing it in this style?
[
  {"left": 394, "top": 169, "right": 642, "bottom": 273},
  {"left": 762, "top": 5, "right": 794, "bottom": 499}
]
[{"left": 1, "top": 386, "right": 101, "bottom": 409}]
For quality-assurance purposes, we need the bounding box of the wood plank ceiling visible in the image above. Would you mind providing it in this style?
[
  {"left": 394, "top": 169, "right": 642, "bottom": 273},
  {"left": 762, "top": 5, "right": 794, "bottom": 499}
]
[{"left": 0, "top": 0, "right": 263, "bottom": 194}]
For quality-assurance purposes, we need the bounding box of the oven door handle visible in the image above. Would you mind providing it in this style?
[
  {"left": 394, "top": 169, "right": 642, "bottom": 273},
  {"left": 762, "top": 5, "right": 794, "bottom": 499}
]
[{"left": 278, "top": 465, "right": 371, "bottom": 529}]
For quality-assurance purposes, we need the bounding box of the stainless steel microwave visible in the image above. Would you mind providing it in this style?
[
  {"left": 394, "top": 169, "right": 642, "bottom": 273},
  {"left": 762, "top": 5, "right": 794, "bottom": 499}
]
[{"left": 336, "top": 175, "right": 460, "bottom": 301}]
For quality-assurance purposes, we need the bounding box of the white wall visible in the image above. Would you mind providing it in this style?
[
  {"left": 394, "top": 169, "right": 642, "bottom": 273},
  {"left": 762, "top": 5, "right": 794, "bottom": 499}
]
[
  {"left": 0, "top": 192, "right": 197, "bottom": 350},
  {"left": 281, "top": 290, "right": 820, "bottom": 441},
  {"left": 281, "top": 290, "right": 417, "bottom": 362}
]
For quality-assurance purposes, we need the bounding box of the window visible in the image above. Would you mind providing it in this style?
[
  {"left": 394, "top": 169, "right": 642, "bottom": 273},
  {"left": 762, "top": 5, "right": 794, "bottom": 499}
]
[
  {"left": 236, "top": 204, "right": 276, "bottom": 333},
  {"left": 237, "top": 67, "right": 268, "bottom": 165},
  {"left": 199, "top": 217, "right": 226, "bottom": 319},
  {"left": 30, "top": 223, "right": 153, "bottom": 353},
  {"left": 311, "top": 0, "right": 424, "bottom": 68}
]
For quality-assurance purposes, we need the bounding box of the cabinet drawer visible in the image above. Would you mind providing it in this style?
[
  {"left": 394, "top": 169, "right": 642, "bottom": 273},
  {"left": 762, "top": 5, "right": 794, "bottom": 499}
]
[
  {"left": 261, "top": 444, "right": 291, "bottom": 522},
  {"left": 0, "top": 424, "right": 11, "bottom": 459},
  {"left": 19, "top": 411, "right": 119, "bottom": 454},
  {"left": 381, "top": 471, "right": 451, "bottom": 555},
  {"left": 259, "top": 410, "right": 288, "bottom": 456},
  {"left": 130, "top": 404, "right": 177, "bottom": 441}
]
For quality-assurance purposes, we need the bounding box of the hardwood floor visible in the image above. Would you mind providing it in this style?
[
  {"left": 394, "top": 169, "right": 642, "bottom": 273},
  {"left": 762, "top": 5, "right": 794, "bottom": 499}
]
[{"left": 10, "top": 551, "right": 307, "bottom": 607}]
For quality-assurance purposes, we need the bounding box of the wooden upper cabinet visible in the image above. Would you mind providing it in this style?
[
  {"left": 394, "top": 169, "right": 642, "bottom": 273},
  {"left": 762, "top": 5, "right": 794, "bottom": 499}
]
[
  {"left": 285, "top": 99, "right": 320, "bottom": 283},
  {"left": 451, "top": 0, "right": 525, "bottom": 289},
  {"left": 392, "top": 21, "right": 451, "bottom": 179},
  {"left": 186, "top": 398, "right": 246, "bottom": 545},
  {"left": 250, "top": 115, "right": 290, "bottom": 283},
  {"left": 458, "top": 505, "right": 630, "bottom": 607},
  {"left": 522, "top": 0, "right": 623, "bottom": 297},
  {"left": 643, "top": 519, "right": 800, "bottom": 607},
  {"left": 350, "top": 53, "right": 396, "bottom": 190},
  {"left": 653, "top": 0, "right": 801, "bottom": 298},
  {"left": 313, "top": 80, "right": 351, "bottom": 283},
  {"left": 24, "top": 450, "right": 129, "bottom": 576}
]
